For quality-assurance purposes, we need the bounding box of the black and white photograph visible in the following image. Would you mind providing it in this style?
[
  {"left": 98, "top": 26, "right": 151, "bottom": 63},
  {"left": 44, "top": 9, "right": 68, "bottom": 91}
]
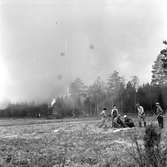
[{"left": 0, "top": 0, "right": 167, "bottom": 166}]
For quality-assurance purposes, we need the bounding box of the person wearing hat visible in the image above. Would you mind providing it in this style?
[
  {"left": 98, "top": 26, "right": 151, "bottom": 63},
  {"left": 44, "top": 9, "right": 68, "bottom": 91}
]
[
  {"left": 155, "top": 102, "right": 164, "bottom": 128},
  {"left": 123, "top": 115, "right": 135, "bottom": 128},
  {"left": 136, "top": 103, "right": 146, "bottom": 127}
]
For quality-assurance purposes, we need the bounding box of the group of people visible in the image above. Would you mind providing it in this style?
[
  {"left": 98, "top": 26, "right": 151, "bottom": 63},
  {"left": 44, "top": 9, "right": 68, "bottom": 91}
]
[
  {"left": 99, "top": 102, "right": 164, "bottom": 129},
  {"left": 99, "top": 105, "right": 135, "bottom": 128}
]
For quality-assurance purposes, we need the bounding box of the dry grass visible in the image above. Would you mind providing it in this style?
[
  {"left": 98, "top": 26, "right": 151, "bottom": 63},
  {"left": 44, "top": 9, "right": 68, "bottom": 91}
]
[{"left": 0, "top": 117, "right": 166, "bottom": 167}]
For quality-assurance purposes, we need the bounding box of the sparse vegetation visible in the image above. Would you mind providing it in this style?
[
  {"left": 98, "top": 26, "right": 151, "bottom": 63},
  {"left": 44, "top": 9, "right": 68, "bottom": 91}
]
[
  {"left": 128, "top": 125, "right": 167, "bottom": 167},
  {"left": 0, "top": 118, "right": 166, "bottom": 167}
]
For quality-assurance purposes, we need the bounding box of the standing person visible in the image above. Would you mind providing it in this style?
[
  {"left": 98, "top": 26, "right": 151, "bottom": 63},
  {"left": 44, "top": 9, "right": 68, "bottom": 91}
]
[
  {"left": 111, "top": 105, "right": 119, "bottom": 127},
  {"left": 136, "top": 103, "right": 146, "bottom": 127},
  {"left": 99, "top": 108, "right": 107, "bottom": 128},
  {"left": 155, "top": 102, "right": 164, "bottom": 128}
]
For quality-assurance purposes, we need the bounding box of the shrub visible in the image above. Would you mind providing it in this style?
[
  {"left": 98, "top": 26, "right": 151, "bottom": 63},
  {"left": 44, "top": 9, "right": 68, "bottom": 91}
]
[{"left": 130, "top": 125, "right": 167, "bottom": 167}]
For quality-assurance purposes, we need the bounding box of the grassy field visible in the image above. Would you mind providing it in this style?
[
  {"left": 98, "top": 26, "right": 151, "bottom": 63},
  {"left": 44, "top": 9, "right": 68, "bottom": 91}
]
[{"left": 0, "top": 116, "right": 166, "bottom": 167}]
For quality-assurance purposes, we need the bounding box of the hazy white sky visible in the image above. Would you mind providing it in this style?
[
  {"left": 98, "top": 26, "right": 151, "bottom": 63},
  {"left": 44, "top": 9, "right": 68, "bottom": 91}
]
[{"left": 0, "top": 0, "right": 167, "bottom": 102}]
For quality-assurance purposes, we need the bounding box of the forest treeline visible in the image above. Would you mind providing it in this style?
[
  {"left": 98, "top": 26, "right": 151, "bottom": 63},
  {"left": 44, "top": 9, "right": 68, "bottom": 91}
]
[
  {"left": 1, "top": 47, "right": 167, "bottom": 118},
  {"left": 52, "top": 72, "right": 167, "bottom": 118},
  {"left": 1, "top": 70, "right": 167, "bottom": 118}
]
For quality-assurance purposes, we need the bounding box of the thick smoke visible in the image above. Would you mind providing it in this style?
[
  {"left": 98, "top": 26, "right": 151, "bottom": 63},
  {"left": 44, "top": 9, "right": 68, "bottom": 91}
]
[{"left": 0, "top": 0, "right": 167, "bottom": 102}]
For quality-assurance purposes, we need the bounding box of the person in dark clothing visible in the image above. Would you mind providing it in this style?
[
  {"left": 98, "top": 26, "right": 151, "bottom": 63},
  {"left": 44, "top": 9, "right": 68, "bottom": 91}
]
[
  {"left": 155, "top": 102, "right": 164, "bottom": 128},
  {"left": 117, "top": 115, "right": 126, "bottom": 127},
  {"left": 113, "top": 114, "right": 126, "bottom": 128},
  {"left": 123, "top": 115, "right": 135, "bottom": 128}
]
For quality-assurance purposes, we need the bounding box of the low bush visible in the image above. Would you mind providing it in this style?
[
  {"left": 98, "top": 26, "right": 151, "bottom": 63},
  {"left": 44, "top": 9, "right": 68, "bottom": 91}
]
[{"left": 130, "top": 125, "right": 167, "bottom": 167}]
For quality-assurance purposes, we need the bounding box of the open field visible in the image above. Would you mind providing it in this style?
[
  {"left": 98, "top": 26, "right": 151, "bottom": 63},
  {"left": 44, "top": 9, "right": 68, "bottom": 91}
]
[{"left": 0, "top": 117, "right": 166, "bottom": 167}]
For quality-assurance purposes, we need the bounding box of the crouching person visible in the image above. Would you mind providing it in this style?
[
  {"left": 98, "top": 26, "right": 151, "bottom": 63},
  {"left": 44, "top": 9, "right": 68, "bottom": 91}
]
[
  {"left": 113, "top": 115, "right": 126, "bottom": 128},
  {"left": 123, "top": 115, "right": 135, "bottom": 128}
]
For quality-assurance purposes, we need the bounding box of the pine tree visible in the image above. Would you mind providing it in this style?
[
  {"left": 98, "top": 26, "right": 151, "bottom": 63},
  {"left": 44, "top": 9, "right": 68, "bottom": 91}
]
[
  {"left": 151, "top": 54, "right": 167, "bottom": 86},
  {"left": 69, "top": 78, "right": 87, "bottom": 116},
  {"left": 88, "top": 77, "right": 106, "bottom": 114},
  {"left": 152, "top": 41, "right": 167, "bottom": 86},
  {"left": 69, "top": 78, "right": 87, "bottom": 98},
  {"left": 131, "top": 75, "right": 140, "bottom": 90},
  {"left": 107, "top": 71, "right": 124, "bottom": 96},
  {"left": 107, "top": 71, "right": 125, "bottom": 110},
  {"left": 107, "top": 71, "right": 124, "bottom": 90}
]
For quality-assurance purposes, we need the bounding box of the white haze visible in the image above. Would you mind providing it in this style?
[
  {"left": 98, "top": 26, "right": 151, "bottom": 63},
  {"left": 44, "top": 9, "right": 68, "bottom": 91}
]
[{"left": 0, "top": 0, "right": 167, "bottom": 102}]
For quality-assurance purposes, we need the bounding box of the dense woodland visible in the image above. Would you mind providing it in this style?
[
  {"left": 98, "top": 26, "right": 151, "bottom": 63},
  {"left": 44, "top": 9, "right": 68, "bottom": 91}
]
[
  {"left": 1, "top": 46, "right": 167, "bottom": 118},
  {"left": 53, "top": 74, "right": 167, "bottom": 118}
]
